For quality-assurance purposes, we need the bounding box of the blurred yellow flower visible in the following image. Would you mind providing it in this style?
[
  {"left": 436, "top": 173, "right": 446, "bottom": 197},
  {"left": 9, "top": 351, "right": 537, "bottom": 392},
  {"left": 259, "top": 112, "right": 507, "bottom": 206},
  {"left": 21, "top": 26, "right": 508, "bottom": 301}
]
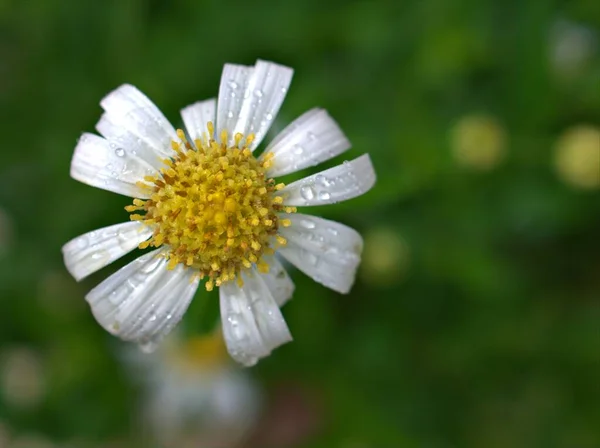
[
  {"left": 361, "top": 227, "right": 410, "bottom": 286},
  {"left": 450, "top": 114, "right": 507, "bottom": 170},
  {"left": 554, "top": 126, "right": 600, "bottom": 190}
]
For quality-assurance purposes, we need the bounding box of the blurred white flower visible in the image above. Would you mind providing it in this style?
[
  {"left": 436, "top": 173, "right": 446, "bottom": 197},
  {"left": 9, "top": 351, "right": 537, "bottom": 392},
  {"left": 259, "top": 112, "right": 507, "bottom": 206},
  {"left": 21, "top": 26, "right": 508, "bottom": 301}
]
[
  {"left": 554, "top": 125, "right": 600, "bottom": 190},
  {"left": 62, "top": 59, "right": 376, "bottom": 366},
  {"left": 450, "top": 114, "right": 507, "bottom": 171},
  {"left": 550, "top": 19, "right": 597, "bottom": 79},
  {"left": 124, "top": 330, "right": 261, "bottom": 448}
]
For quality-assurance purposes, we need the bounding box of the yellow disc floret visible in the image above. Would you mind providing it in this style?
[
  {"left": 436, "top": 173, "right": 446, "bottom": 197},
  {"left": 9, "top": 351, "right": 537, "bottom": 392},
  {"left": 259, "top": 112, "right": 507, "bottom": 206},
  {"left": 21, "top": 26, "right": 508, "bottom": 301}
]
[{"left": 126, "top": 123, "right": 296, "bottom": 290}]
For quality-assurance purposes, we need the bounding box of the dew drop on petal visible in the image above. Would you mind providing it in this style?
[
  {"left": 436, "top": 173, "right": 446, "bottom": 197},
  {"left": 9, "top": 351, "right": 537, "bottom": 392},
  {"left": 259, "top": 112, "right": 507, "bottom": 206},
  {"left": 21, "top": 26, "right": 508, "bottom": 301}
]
[
  {"left": 139, "top": 340, "right": 158, "bottom": 353},
  {"left": 300, "top": 185, "right": 315, "bottom": 200},
  {"left": 77, "top": 236, "right": 89, "bottom": 249},
  {"left": 318, "top": 191, "right": 331, "bottom": 201},
  {"left": 115, "top": 148, "right": 126, "bottom": 157},
  {"left": 300, "top": 219, "right": 316, "bottom": 229}
]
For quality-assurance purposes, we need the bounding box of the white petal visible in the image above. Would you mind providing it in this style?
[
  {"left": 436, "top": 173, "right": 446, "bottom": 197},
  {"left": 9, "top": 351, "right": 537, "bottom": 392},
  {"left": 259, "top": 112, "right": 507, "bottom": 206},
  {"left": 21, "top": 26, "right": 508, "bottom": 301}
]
[
  {"left": 216, "top": 60, "right": 293, "bottom": 150},
  {"left": 263, "top": 108, "right": 351, "bottom": 177},
  {"left": 97, "top": 84, "right": 177, "bottom": 163},
  {"left": 277, "top": 213, "right": 363, "bottom": 294},
  {"left": 86, "top": 249, "right": 199, "bottom": 346},
  {"left": 62, "top": 221, "right": 153, "bottom": 281},
  {"left": 260, "top": 254, "right": 295, "bottom": 307},
  {"left": 180, "top": 98, "right": 216, "bottom": 142},
  {"left": 275, "top": 154, "right": 376, "bottom": 206},
  {"left": 220, "top": 268, "right": 292, "bottom": 366},
  {"left": 96, "top": 113, "right": 166, "bottom": 171},
  {"left": 70, "top": 133, "right": 158, "bottom": 198}
]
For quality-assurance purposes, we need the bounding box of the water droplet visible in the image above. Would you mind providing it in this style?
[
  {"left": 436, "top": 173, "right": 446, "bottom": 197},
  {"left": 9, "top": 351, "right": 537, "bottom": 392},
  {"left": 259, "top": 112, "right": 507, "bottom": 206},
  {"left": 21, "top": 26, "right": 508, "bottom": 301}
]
[
  {"left": 106, "top": 163, "right": 113, "bottom": 171},
  {"left": 111, "top": 171, "right": 118, "bottom": 178},
  {"left": 293, "top": 145, "right": 304, "bottom": 155},
  {"left": 131, "top": 150, "right": 137, "bottom": 156},
  {"left": 76, "top": 236, "right": 89, "bottom": 249},
  {"left": 300, "top": 185, "right": 315, "bottom": 200},
  {"left": 318, "top": 191, "right": 331, "bottom": 201},
  {"left": 149, "top": 313, "right": 157, "bottom": 322},
  {"left": 327, "top": 227, "right": 339, "bottom": 236},
  {"left": 307, "top": 131, "right": 317, "bottom": 141},
  {"left": 227, "top": 110, "right": 234, "bottom": 118},
  {"left": 304, "top": 251, "right": 318, "bottom": 266},
  {"left": 166, "top": 313, "right": 172, "bottom": 320},
  {"left": 281, "top": 86, "right": 287, "bottom": 93},
  {"left": 228, "top": 80, "right": 238, "bottom": 89},
  {"left": 265, "top": 112, "right": 273, "bottom": 121},
  {"left": 139, "top": 340, "right": 158, "bottom": 353},
  {"left": 140, "top": 256, "right": 163, "bottom": 274},
  {"left": 230, "top": 91, "right": 236, "bottom": 98},
  {"left": 315, "top": 174, "right": 331, "bottom": 186},
  {"left": 108, "top": 290, "right": 121, "bottom": 305},
  {"left": 300, "top": 219, "right": 315, "bottom": 229},
  {"left": 254, "top": 89, "right": 263, "bottom": 98},
  {"left": 115, "top": 148, "right": 125, "bottom": 157}
]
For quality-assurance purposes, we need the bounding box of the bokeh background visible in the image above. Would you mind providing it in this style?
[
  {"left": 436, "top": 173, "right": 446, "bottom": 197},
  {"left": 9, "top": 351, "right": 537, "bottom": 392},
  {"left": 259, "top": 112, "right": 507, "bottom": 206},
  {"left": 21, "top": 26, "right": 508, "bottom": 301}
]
[{"left": 1, "top": 0, "right": 599, "bottom": 447}]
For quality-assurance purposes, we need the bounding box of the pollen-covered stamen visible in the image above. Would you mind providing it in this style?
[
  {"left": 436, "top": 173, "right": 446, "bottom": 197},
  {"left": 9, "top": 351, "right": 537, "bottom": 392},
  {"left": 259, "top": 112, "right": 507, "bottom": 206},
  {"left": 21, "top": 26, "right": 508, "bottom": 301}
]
[{"left": 128, "top": 123, "right": 294, "bottom": 290}]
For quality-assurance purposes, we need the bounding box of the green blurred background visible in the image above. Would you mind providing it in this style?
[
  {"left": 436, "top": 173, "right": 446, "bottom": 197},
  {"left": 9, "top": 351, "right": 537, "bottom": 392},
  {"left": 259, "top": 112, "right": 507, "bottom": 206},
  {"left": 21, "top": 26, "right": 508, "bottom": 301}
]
[{"left": 1, "top": 0, "right": 599, "bottom": 447}]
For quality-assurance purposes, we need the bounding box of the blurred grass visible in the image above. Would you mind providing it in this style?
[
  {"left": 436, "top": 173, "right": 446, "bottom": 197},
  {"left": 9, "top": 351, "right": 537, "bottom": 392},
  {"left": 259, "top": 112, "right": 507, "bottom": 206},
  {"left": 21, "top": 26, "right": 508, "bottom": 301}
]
[{"left": 1, "top": 0, "right": 599, "bottom": 446}]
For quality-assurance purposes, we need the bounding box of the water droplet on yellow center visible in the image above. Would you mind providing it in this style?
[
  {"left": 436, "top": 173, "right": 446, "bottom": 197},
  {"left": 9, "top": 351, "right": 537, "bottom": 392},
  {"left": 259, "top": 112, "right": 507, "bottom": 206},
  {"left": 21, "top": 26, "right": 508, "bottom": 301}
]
[{"left": 126, "top": 123, "right": 295, "bottom": 290}]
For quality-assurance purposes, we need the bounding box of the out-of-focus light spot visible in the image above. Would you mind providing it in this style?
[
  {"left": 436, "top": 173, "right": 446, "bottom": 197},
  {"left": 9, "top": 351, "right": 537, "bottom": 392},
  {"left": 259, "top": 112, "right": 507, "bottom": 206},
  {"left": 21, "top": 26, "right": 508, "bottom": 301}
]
[
  {"left": 9, "top": 434, "right": 54, "bottom": 448},
  {"left": 37, "top": 269, "right": 86, "bottom": 313},
  {"left": 554, "top": 125, "right": 600, "bottom": 190},
  {"left": 0, "top": 420, "right": 10, "bottom": 447},
  {"left": 0, "top": 207, "right": 14, "bottom": 256},
  {"left": 1, "top": 347, "right": 45, "bottom": 409},
  {"left": 550, "top": 20, "right": 596, "bottom": 79},
  {"left": 361, "top": 227, "right": 410, "bottom": 286},
  {"left": 450, "top": 114, "right": 507, "bottom": 171}
]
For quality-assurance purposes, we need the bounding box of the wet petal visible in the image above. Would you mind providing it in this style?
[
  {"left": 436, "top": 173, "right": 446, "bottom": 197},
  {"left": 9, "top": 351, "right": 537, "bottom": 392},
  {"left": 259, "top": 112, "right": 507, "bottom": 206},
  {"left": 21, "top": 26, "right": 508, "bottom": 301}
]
[
  {"left": 261, "top": 254, "right": 295, "bottom": 306},
  {"left": 277, "top": 213, "right": 363, "bottom": 294},
  {"left": 62, "top": 221, "right": 153, "bottom": 281},
  {"left": 86, "top": 249, "right": 199, "bottom": 346},
  {"left": 97, "top": 84, "right": 177, "bottom": 165},
  {"left": 216, "top": 60, "right": 293, "bottom": 150},
  {"left": 181, "top": 98, "right": 216, "bottom": 143},
  {"left": 70, "top": 133, "right": 158, "bottom": 198},
  {"left": 274, "top": 154, "right": 376, "bottom": 206},
  {"left": 264, "top": 108, "right": 351, "bottom": 177},
  {"left": 220, "top": 268, "right": 292, "bottom": 366}
]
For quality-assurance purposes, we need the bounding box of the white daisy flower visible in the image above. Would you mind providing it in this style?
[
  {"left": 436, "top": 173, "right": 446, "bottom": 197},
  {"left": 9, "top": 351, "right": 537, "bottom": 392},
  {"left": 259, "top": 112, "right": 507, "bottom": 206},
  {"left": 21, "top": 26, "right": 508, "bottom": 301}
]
[{"left": 62, "top": 59, "right": 376, "bottom": 366}]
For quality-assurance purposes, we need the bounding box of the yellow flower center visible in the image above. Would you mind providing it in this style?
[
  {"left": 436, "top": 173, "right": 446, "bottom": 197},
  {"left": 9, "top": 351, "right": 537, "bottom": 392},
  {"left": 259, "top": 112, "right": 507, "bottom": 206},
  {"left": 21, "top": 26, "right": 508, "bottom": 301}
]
[{"left": 126, "top": 123, "right": 295, "bottom": 290}]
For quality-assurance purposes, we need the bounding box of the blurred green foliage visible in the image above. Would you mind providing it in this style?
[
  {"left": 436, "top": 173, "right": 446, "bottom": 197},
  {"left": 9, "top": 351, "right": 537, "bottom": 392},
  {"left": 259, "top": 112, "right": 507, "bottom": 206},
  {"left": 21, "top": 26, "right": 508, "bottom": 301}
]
[{"left": 1, "top": 0, "right": 599, "bottom": 447}]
